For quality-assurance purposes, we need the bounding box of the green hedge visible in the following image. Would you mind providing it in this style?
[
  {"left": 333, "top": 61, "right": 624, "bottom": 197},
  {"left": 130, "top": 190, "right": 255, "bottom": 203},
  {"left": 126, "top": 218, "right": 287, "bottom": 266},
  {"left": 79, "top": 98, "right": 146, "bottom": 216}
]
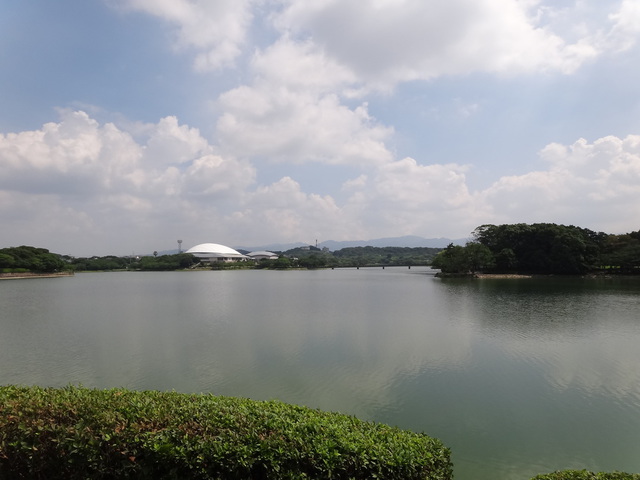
[
  {"left": 531, "top": 471, "right": 640, "bottom": 480},
  {"left": 0, "top": 386, "right": 452, "bottom": 480}
]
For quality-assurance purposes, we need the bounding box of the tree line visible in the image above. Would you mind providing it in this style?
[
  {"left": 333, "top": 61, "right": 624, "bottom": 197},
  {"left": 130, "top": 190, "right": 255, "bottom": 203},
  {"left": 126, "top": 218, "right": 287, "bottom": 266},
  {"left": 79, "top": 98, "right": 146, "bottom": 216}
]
[
  {"left": 1, "top": 245, "right": 441, "bottom": 273},
  {"left": 6, "top": 224, "right": 638, "bottom": 275},
  {"left": 0, "top": 246, "right": 67, "bottom": 273},
  {"left": 255, "top": 245, "right": 442, "bottom": 269},
  {"left": 68, "top": 253, "right": 199, "bottom": 271},
  {"left": 0, "top": 247, "right": 200, "bottom": 273},
  {"left": 432, "top": 223, "right": 640, "bottom": 275}
]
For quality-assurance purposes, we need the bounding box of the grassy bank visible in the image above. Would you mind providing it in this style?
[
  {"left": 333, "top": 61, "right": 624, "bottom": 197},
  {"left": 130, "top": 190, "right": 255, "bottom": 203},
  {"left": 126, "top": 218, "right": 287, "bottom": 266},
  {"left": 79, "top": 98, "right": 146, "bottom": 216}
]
[{"left": 0, "top": 386, "right": 452, "bottom": 479}]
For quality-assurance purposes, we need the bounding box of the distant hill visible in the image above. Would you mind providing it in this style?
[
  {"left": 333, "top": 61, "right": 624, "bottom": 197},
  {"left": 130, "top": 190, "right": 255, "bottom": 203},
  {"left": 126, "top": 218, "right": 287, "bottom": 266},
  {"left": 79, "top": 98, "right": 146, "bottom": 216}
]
[
  {"left": 232, "top": 242, "right": 307, "bottom": 253},
  {"left": 235, "top": 236, "right": 466, "bottom": 253},
  {"left": 156, "top": 236, "right": 466, "bottom": 257},
  {"left": 153, "top": 249, "right": 182, "bottom": 256},
  {"left": 318, "top": 235, "right": 466, "bottom": 250}
]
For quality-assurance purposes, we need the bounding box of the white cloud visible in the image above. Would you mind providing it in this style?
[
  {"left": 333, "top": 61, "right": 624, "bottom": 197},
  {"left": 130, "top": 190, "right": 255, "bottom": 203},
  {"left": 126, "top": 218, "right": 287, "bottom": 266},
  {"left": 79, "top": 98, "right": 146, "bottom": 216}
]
[
  {"left": 217, "top": 89, "right": 393, "bottom": 166},
  {"left": 342, "top": 158, "right": 484, "bottom": 238},
  {"left": 182, "top": 154, "right": 254, "bottom": 200},
  {"left": 482, "top": 134, "right": 640, "bottom": 233},
  {"left": 0, "top": 111, "right": 256, "bottom": 254},
  {"left": 141, "top": 116, "right": 212, "bottom": 167},
  {"left": 113, "top": 0, "right": 253, "bottom": 70},
  {"left": 272, "top": 0, "right": 630, "bottom": 88},
  {"left": 0, "top": 111, "right": 137, "bottom": 195},
  {"left": 250, "top": 38, "right": 359, "bottom": 95},
  {"left": 104, "top": 0, "right": 640, "bottom": 98},
  {"left": 110, "top": 0, "right": 638, "bottom": 84},
  {"left": 604, "top": 0, "right": 640, "bottom": 52},
  {"left": 0, "top": 191, "right": 96, "bottom": 241},
  {"left": 216, "top": 39, "right": 393, "bottom": 166},
  {"left": 225, "top": 176, "right": 354, "bottom": 244},
  {"left": 3, "top": 109, "right": 640, "bottom": 254}
]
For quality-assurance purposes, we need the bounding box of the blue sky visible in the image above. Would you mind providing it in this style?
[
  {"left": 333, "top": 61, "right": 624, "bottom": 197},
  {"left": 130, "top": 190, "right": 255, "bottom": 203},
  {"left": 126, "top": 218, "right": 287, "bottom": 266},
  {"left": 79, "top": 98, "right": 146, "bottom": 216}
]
[{"left": 1, "top": 0, "right": 640, "bottom": 256}]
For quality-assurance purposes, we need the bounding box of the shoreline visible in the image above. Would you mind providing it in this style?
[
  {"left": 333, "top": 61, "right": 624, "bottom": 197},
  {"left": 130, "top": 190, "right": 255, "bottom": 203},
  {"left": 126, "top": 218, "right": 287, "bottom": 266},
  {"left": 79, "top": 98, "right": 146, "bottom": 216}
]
[
  {"left": 434, "top": 272, "right": 535, "bottom": 279},
  {"left": 437, "top": 272, "right": 639, "bottom": 279},
  {"left": 0, "top": 272, "right": 74, "bottom": 280},
  {"left": 474, "top": 273, "right": 533, "bottom": 279}
]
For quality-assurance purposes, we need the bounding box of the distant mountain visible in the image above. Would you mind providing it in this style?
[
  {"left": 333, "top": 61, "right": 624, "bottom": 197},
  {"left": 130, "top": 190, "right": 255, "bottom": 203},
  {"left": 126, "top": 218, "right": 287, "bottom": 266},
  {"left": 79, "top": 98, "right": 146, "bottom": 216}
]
[
  {"left": 232, "top": 242, "right": 307, "bottom": 253},
  {"left": 318, "top": 235, "right": 466, "bottom": 250},
  {"left": 148, "top": 249, "right": 181, "bottom": 256},
  {"left": 235, "top": 236, "right": 467, "bottom": 253}
]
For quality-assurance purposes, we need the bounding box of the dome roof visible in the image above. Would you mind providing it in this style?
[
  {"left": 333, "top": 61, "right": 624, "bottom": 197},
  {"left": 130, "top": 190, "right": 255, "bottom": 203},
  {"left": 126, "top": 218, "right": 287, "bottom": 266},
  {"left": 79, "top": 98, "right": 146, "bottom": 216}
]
[
  {"left": 186, "top": 243, "right": 243, "bottom": 256},
  {"left": 247, "top": 251, "right": 277, "bottom": 257}
]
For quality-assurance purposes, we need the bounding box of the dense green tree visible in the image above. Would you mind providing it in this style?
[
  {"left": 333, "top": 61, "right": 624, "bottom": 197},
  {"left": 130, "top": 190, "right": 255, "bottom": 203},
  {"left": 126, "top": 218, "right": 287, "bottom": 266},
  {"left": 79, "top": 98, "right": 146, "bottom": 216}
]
[
  {"left": 38, "top": 253, "right": 67, "bottom": 272},
  {"left": 431, "top": 242, "right": 494, "bottom": 274},
  {"left": 472, "top": 223, "right": 602, "bottom": 274},
  {"left": 273, "top": 257, "right": 292, "bottom": 269},
  {"left": 0, "top": 246, "right": 66, "bottom": 272},
  {"left": 600, "top": 232, "right": 640, "bottom": 272},
  {"left": 68, "top": 253, "right": 197, "bottom": 271},
  {"left": 431, "top": 244, "right": 469, "bottom": 273},
  {"left": 298, "top": 254, "right": 326, "bottom": 269},
  {"left": 464, "top": 242, "right": 495, "bottom": 273},
  {"left": 176, "top": 253, "right": 196, "bottom": 269},
  {"left": 137, "top": 253, "right": 197, "bottom": 271},
  {"left": 0, "top": 253, "right": 15, "bottom": 269},
  {"left": 495, "top": 248, "right": 517, "bottom": 271},
  {"left": 331, "top": 246, "right": 440, "bottom": 266},
  {"left": 70, "top": 255, "right": 130, "bottom": 271}
]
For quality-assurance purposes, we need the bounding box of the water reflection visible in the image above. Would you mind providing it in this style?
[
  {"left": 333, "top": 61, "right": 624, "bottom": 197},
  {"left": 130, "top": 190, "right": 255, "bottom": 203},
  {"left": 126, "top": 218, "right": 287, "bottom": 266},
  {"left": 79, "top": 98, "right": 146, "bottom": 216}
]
[
  {"left": 431, "top": 276, "right": 640, "bottom": 479},
  {"left": 2, "top": 269, "right": 640, "bottom": 480},
  {"left": 437, "top": 278, "right": 640, "bottom": 402},
  {"left": 175, "top": 268, "right": 476, "bottom": 418}
]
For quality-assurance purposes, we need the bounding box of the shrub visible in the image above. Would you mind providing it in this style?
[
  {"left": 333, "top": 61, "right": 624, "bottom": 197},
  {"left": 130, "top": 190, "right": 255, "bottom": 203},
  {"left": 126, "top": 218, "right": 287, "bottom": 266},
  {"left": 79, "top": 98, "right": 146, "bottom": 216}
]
[
  {"left": 0, "top": 385, "right": 452, "bottom": 480},
  {"left": 531, "top": 470, "right": 640, "bottom": 480}
]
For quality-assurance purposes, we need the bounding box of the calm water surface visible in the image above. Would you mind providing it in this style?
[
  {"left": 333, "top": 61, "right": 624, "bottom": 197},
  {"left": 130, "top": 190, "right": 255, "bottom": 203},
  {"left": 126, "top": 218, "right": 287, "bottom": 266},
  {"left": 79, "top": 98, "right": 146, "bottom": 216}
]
[{"left": 1, "top": 268, "right": 640, "bottom": 480}]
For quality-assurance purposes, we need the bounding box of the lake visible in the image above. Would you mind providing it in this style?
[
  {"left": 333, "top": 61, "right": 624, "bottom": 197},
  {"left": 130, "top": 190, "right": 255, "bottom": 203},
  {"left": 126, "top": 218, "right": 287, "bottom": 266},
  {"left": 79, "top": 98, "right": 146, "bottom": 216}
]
[{"left": 1, "top": 267, "right": 639, "bottom": 479}]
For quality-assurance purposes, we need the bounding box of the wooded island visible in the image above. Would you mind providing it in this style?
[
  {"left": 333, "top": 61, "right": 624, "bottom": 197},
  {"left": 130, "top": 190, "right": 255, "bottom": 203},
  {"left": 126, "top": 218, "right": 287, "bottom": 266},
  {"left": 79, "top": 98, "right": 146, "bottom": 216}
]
[{"left": 431, "top": 223, "right": 640, "bottom": 275}]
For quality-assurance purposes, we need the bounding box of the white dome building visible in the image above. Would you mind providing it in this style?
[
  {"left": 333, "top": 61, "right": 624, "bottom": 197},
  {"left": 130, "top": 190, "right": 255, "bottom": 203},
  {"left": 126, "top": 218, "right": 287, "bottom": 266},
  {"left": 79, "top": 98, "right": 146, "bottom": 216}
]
[
  {"left": 247, "top": 251, "right": 278, "bottom": 261},
  {"left": 185, "top": 243, "right": 248, "bottom": 263}
]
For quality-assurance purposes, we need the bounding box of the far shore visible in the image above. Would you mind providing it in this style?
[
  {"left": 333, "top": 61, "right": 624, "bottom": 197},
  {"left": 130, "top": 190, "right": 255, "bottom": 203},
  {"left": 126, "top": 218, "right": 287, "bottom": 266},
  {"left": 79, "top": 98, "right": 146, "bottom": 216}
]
[
  {"left": 0, "top": 272, "right": 74, "bottom": 280},
  {"left": 438, "top": 272, "right": 639, "bottom": 279},
  {"left": 474, "top": 273, "right": 533, "bottom": 279},
  {"left": 435, "top": 272, "right": 535, "bottom": 279}
]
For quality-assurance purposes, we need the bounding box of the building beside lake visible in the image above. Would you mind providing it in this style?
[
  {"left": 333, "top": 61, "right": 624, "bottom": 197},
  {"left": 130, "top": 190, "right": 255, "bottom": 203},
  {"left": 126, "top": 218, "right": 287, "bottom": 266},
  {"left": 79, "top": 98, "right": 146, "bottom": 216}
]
[
  {"left": 185, "top": 243, "right": 248, "bottom": 263},
  {"left": 246, "top": 251, "right": 278, "bottom": 261}
]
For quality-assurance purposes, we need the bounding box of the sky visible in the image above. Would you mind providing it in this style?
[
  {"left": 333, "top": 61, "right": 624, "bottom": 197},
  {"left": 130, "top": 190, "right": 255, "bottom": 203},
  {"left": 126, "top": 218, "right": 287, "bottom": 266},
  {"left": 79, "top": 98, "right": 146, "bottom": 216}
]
[{"left": 1, "top": 0, "right": 640, "bottom": 256}]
